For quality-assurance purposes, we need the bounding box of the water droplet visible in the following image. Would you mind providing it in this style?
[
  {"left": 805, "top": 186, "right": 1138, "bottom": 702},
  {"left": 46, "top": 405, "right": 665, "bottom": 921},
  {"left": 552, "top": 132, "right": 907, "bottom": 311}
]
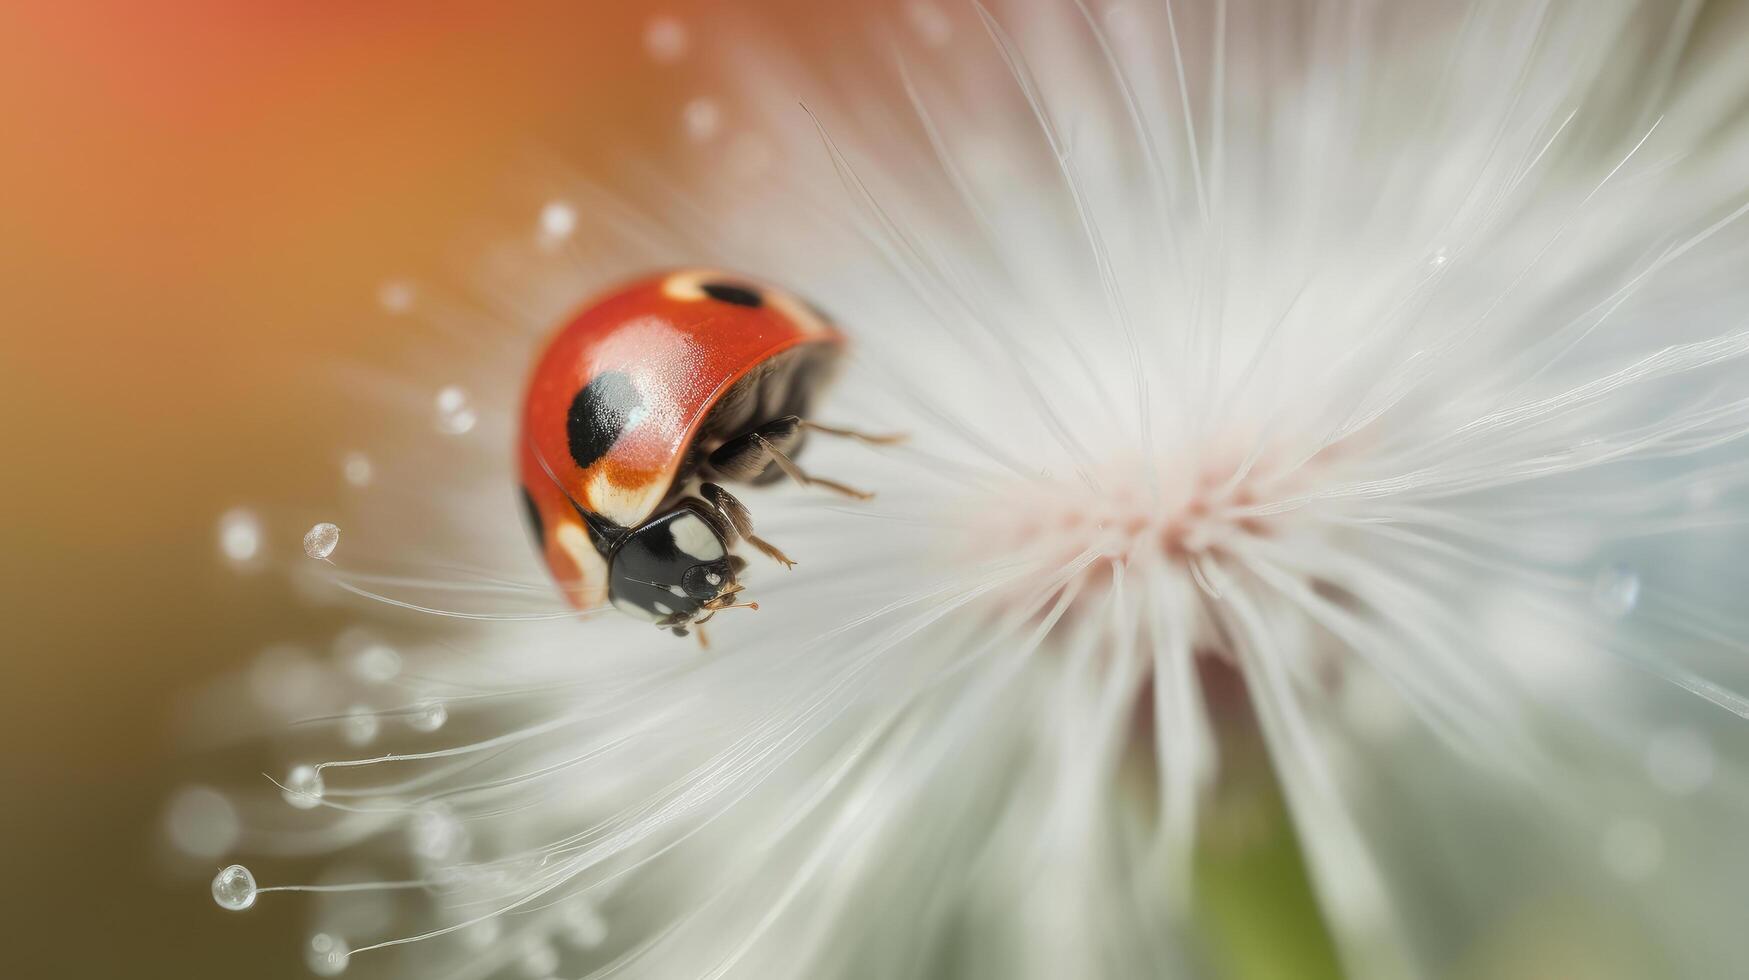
[
  {"left": 1600, "top": 817, "right": 1662, "bottom": 880},
  {"left": 378, "top": 279, "right": 416, "bottom": 314},
  {"left": 682, "top": 98, "right": 721, "bottom": 142},
  {"left": 341, "top": 452, "right": 374, "bottom": 488},
  {"left": 644, "top": 15, "right": 688, "bottom": 62},
  {"left": 212, "top": 864, "right": 257, "bottom": 911},
  {"left": 282, "top": 764, "right": 326, "bottom": 810},
  {"left": 1646, "top": 726, "right": 1714, "bottom": 796},
  {"left": 351, "top": 643, "right": 401, "bottom": 684},
  {"left": 538, "top": 200, "right": 576, "bottom": 245},
  {"left": 218, "top": 508, "right": 262, "bottom": 565},
  {"left": 520, "top": 939, "right": 560, "bottom": 977},
  {"left": 1591, "top": 564, "right": 1640, "bottom": 618},
  {"left": 435, "top": 385, "right": 477, "bottom": 435},
  {"left": 408, "top": 699, "right": 448, "bottom": 733},
  {"left": 343, "top": 704, "right": 379, "bottom": 747},
  {"left": 306, "top": 932, "right": 351, "bottom": 976},
  {"left": 904, "top": 1, "right": 952, "bottom": 46},
  {"left": 165, "top": 785, "right": 240, "bottom": 860},
  {"left": 410, "top": 805, "right": 465, "bottom": 861},
  {"left": 303, "top": 522, "right": 340, "bottom": 560},
  {"left": 563, "top": 899, "right": 608, "bottom": 948}
]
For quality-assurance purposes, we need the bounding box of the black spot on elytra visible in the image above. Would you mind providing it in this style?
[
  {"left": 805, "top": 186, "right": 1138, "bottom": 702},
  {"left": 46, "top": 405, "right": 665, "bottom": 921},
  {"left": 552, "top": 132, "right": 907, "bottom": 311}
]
[
  {"left": 701, "top": 281, "right": 764, "bottom": 308},
  {"left": 567, "top": 371, "right": 643, "bottom": 471},
  {"left": 520, "top": 486, "right": 544, "bottom": 545}
]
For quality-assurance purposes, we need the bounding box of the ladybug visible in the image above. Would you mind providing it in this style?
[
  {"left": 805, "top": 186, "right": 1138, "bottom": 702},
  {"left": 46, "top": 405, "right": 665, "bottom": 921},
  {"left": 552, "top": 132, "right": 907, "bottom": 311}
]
[{"left": 518, "top": 269, "right": 897, "bottom": 637}]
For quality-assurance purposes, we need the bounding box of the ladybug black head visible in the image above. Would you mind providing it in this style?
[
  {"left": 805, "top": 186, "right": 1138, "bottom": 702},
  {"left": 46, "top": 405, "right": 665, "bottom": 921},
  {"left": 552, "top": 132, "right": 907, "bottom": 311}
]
[{"left": 606, "top": 502, "right": 744, "bottom": 631}]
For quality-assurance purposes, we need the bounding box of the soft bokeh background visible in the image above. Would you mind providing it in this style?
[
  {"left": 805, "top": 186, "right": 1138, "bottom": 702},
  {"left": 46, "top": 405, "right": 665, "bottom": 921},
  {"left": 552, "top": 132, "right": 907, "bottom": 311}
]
[{"left": 0, "top": 2, "right": 813, "bottom": 976}]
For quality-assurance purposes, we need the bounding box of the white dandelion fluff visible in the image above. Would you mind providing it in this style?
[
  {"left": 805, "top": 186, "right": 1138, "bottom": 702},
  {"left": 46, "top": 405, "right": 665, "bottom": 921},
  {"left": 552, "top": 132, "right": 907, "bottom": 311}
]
[{"left": 191, "top": 1, "right": 1749, "bottom": 977}]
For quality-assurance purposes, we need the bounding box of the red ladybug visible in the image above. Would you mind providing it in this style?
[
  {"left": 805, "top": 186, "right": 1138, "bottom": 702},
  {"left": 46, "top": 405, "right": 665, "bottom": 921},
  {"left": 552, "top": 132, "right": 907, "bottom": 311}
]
[{"left": 518, "top": 269, "right": 896, "bottom": 636}]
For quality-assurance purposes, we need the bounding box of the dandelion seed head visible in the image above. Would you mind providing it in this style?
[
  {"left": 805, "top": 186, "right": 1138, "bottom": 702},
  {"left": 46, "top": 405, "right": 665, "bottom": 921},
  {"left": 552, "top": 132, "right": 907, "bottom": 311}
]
[{"left": 199, "top": 1, "right": 1749, "bottom": 975}]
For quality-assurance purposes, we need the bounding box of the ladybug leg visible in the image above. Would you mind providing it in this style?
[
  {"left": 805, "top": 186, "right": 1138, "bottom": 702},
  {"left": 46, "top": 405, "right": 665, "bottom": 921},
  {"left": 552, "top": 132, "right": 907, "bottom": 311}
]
[
  {"left": 800, "top": 420, "right": 906, "bottom": 445},
  {"left": 751, "top": 433, "right": 874, "bottom": 500},
  {"left": 707, "top": 416, "right": 804, "bottom": 481},
  {"left": 701, "top": 482, "right": 796, "bottom": 569},
  {"left": 710, "top": 417, "right": 875, "bottom": 499}
]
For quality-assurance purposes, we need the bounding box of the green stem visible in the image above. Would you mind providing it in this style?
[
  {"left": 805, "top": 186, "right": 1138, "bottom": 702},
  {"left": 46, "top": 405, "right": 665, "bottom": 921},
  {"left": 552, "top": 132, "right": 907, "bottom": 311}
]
[{"left": 1191, "top": 657, "right": 1344, "bottom": 980}]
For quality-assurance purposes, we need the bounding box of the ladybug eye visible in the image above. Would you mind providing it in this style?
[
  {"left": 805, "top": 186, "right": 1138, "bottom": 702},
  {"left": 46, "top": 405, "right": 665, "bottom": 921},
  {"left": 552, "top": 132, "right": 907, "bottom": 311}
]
[
  {"left": 682, "top": 561, "right": 734, "bottom": 601},
  {"left": 700, "top": 282, "right": 764, "bottom": 308}
]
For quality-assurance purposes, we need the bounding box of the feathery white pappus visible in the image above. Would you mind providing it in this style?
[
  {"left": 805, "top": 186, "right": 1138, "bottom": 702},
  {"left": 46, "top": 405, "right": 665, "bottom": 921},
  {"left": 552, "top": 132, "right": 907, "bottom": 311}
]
[{"left": 182, "top": 2, "right": 1749, "bottom": 977}]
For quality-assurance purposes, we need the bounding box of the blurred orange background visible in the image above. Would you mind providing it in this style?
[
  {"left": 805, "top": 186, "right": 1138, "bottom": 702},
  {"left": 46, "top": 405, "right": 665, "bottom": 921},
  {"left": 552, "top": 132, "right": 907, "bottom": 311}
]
[{"left": 0, "top": 2, "right": 817, "bottom": 976}]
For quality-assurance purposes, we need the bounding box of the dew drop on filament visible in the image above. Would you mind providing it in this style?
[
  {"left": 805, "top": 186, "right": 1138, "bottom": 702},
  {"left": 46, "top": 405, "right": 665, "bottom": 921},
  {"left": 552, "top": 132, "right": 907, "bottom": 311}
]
[
  {"left": 282, "top": 764, "right": 326, "bottom": 810},
  {"left": 408, "top": 699, "right": 448, "bottom": 733},
  {"left": 305, "top": 933, "right": 351, "bottom": 976},
  {"left": 303, "top": 522, "right": 340, "bottom": 561},
  {"left": 211, "top": 864, "right": 257, "bottom": 911}
]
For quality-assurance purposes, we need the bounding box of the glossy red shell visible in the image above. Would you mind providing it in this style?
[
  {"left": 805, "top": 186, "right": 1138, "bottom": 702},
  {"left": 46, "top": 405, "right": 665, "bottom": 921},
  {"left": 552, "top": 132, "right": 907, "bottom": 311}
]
[{"left": 518, "top": 270, "right": 843, "bottom": 609}]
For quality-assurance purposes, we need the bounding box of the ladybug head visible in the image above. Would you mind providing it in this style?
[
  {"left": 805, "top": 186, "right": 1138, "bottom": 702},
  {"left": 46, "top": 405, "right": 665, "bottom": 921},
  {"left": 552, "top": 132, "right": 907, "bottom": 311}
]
[{"left": 607, "top": 502, "right": 750, "bottom": 634}]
